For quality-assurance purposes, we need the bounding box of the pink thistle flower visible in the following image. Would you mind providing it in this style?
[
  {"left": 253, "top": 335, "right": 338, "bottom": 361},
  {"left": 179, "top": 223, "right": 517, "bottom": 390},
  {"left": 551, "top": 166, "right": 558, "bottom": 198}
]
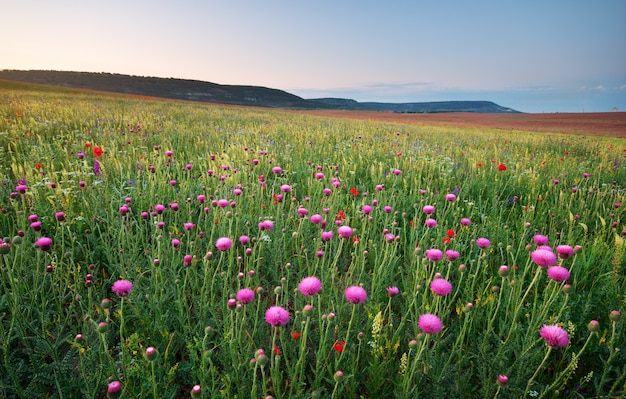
[
  {"left": 35, "top": 237, "right": 53, "bottom": 251},
  {"left": 531, "top": 249, "right": 557, "bottom": 267},
  {"left": 236, "top": 288, "right": 255, "bottom": 304},
  {"left": 445, "top": 250, "right": 460, "bottom": 261},
  {"left": 297, "top": 207, "right": 308, "bottom": 217},
  {"left": 344, "top": 286, "right": 367, "bottom": 304},
  {"left": 258, "top": 220, "right": 274, "bottom": 230},
  {"left": 280, "top": 184, "right": 291, "bottom": 193},
  {"left": 265, "top": 306, "right": 289, "bottom": 326},
  {"left": 533, "top": 234, "right": 550, "bottom": 246},
  {"left": 460, "top": 218, "right": 471, "bottom": 226},
  {"left": 386, "top": 286, "right": 400, "bottom": 297},
  {"left": 338, "top": 226, "right": 353, "bottom": 238},
  {"left": 107, "top": 381, "right": 122, "bottom": 398},
  {"left": 556, "top": 245, "right": 574, "bottom": 259},
  {"left": 272, "top": 166, "right": 282, "bottom": 174},
  {"left": 361, "top": 205, "right": 373, "bottom": 214},
  {"left": 547, "top": 266, "right": 570, "bottom": 282},
  {"left": 445, "top": 193, "right": 456, "bottom": 202},
  {"left": 539, "top": 324, "right": 569, "bottom": 347},
  {"left": 425, "top": 218, "right": 438, "bottom": 228},
  {"left": 111, "top": 279, "right": 133, "bottom": 297},
  {"left": 425, "top": 248, "right": 443, "bottom": 262},
  {"left": 299, "top": 276, "right": 322, "bottom": 296},
  {"left": 418, "top": 313, "right": 443, "bottom": 334},
  {"left": 476, "top": 238, "right": 491, "bottom": 249},
  {"left": 239, "top": 235, "right": 250, "bottom": 245},
  {"left": 422, "top": 205, "right": 435, "bottom": 214},
  {"left": 55, "top": 212, "right": 65, "bottom": 221},
  {"left": 430, "top": 278, "right": 452, "bottom": 296},
  {"left": 215, "top": 237, "right": 233, "bottom": 251},
  {"left": 321, "top": 231, "right": 334, "bottom": 241},
  {"left": 310, "top": 214, "right": 323, "bottom": 224}
]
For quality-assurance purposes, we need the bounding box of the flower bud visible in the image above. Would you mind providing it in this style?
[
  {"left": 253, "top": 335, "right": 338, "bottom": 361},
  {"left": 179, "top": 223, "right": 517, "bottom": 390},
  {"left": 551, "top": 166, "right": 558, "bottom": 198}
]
[
  {"left": 497, "top": 374, "right": 508, "bottom": 386},
  {"left": 609, "top": 310, "right": 621, "bottom": 322},
  {"left": 144, "top": 346, "right": 158, "bottom": 362},
  {"left": 191, "top": 384, "right": 202, "bottom": 399},
  {"left": 273, "top": 286, "right": 283, "bottom": 295},
  {"left": 334, "top": 370, "right": 344, "bottom": 382},
  {"left": 107, "top": 381, "right": 122, "bottom": 398},
  {"left": 562, "top": 284, "right": 573, "bottom": 295},
  {"left": 587, "top": 320, "right": 600, "bottom": 332},
  {"left": 498, "top": 265, "right": 509, "bottom": 277},
  {"left": 97, "top": 321, "right": 108, "bottom": 334},
  {"left": 303, "top": 304, "right": 313, "bottom": 317}
]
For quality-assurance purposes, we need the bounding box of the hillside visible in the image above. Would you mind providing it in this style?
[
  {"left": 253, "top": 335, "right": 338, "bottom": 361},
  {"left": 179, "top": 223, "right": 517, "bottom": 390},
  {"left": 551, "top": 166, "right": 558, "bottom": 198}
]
[{"left": 0, "top": 70, "right": 520, "bottom": 113}]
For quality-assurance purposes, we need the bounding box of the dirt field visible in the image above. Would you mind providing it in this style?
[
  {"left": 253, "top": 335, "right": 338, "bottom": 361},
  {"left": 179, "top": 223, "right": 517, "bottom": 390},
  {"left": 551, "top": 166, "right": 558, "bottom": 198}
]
[{"left": 292, "top": 110, "right": 626, "bottom": 138}]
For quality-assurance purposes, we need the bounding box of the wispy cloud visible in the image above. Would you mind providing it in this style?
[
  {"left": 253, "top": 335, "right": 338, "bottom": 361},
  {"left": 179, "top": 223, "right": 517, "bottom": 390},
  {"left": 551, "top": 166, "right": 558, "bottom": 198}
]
[
  {"left": 579, "top": 85, "right": 606, "bottom": 92},
  {"left": 618, "top": 84, "right": 626, "bottom": 91}
]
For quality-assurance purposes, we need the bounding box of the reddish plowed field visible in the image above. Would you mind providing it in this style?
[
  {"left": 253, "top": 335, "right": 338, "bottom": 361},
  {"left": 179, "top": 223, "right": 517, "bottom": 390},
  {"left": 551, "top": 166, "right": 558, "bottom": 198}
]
[{"left": 293, "top": 110, "right": 626, "bottom": 138}]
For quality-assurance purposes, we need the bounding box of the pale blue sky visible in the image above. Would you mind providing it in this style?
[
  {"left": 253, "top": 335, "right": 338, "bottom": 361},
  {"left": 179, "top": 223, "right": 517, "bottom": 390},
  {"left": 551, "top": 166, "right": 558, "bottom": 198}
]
[{"left": 2, "top": 1, "right": 625, "bottom": 113}]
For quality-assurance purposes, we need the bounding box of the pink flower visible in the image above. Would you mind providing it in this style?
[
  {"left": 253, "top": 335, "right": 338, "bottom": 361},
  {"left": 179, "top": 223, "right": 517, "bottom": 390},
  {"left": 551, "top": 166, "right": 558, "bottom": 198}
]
[
  {"left": 425, "top": 218, "right": 438, "bottom": 228},
  {"left": 239, "top": 235, "right": 250, "bottom": 245},
  {"left": 539, "top": 324, "right": 569, "bottom": 347},
  {"left": 215, "top": 237, "right": 233, "bottom": 251},
  {"left": 531, "top": 249, "right": 557, "bottom": 267},
  {"left": 258, "top": 220, "right": 274, "bottom": 230},
  {"left": 272, "top": 166, "right": 282, "bottom": 174},
  {"left": 418, "top": 313, "right": 443, "bottom": 334},
  {"left": 236, "top": 288, "right": 255, "bottom": 304},
  {"left": 476, "top": 238, "right": 491, "bottom": 249},
  {"left": 338, "top": 226, "right": 353, "bottom": 238},
  {"left": 321, "top": 231, "right": 334, "bottom": 241},
  {"left": 430, "top": 278, "right": 452, "bottom": 296},
  {"left": 111, "top": 279, "right": 133, "bottom": 297},
  {"left": 547, "top": 266, "right": 570, "bottom": 282},
  {"left": 265, "top": 306, "right": 289, "bottom": 326},
  {"left": 35, "top": 237, "right": 53, "bottom": 251},
  {"left": 422, "top": 205, "right": 435, "bottom": 214},
  {"left": 533, "top": 234, "right": 550, "bottom": 246},
  {"left": 361, "top": 205, "right": 373, "bottom": 214},
  {"left": 556, "top": 245, "right": 574, "bottom": 259},
  {"left": 445, "top": 250, "right": 460, "bottom": 261},
  {"left": 310, "top": 214, "right": 323, "bottom": 224},
  {"left": 299, "top": 276, "right": 322, "bottom": 296},
  {"left": 345, "top": 286, "right": 367, "bottom": 304},
  {"left": 445, "top": 193, "right": 456, "bottom": 202},
  {"left": 460, "top": 218, "right": 471, "bottom": 226},
  {"left": 386, "top": 286, "right": 400, "bottom": 297},
  {"left": 425, "top": 248, "right": 443, "bottom": 262}
]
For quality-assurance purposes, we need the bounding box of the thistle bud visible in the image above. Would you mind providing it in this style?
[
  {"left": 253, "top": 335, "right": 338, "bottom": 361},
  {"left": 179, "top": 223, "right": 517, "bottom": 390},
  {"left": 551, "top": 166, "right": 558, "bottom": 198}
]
[{"left": 587, "top": 320, "right": 600, "bottom": 332}]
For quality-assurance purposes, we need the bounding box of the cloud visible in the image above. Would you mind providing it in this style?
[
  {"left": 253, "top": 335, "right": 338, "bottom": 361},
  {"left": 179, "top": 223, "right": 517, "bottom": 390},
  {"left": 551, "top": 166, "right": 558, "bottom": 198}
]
[
  {"left": 579, "top": 85, "right": 606, "bottom": 92},
  {"left": 618, "top": 84, "right": 626, "bottom": 91}
]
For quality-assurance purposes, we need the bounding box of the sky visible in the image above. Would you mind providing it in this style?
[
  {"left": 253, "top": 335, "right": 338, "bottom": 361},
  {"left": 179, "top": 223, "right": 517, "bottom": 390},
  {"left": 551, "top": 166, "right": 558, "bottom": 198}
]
[{"left": 2, "top": 1, "right": 625, "bottom": 113}]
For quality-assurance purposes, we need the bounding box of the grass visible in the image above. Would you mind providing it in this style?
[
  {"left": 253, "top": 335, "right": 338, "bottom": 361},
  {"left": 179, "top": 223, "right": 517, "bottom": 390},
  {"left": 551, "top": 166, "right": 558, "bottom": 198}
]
[{"left": 0, "top": 82, "right": 624, "bottom": 398}]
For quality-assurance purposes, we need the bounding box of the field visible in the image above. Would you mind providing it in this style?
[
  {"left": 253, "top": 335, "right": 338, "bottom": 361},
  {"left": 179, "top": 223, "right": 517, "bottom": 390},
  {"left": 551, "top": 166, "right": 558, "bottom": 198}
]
[{"left": 0, "top": 82, "right": 625, "bottom": 398}]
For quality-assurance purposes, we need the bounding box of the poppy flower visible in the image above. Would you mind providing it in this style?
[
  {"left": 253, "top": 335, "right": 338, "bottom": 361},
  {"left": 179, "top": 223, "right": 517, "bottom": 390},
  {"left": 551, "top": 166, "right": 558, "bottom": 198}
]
[
  {"left": 291, "top": 331, "right": 301, "bottom": 340},
  {"left": 35, "top": 163, "right": 43, "bottom": 169},
  {"left": 350, "top": 187, "right": 359, "bottom": 197},
  {"left": 333, "top": 341, "right": 345, "bottom": 353},
  {"left": 498, "top": 164, "right": 507, "bottom": 171},
  {"left": 335, "top": 210, "right": 345, "bottom": 221},
  {"left": 85, "top": 143, "right": 91, "bottom": 148},
  {"left": 93, "top": 147, "right": 104, "bottom": 157},
  {"left": 273, "top": 346, "right": 282, "bottom": 355},
  {"left": 447, "top": 229, "right": 455, "bottom": 238}
]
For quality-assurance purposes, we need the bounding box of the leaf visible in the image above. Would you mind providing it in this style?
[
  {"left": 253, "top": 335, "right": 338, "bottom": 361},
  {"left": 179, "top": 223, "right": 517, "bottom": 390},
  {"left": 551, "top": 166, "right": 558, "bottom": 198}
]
[{"left": 578, "top": 223, "right": 588, "bottom": 235}]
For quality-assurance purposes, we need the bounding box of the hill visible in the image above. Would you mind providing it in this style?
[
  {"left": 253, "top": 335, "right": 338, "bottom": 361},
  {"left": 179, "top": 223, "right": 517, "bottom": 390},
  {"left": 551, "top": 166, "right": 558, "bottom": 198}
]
[{"left": 0, "top": 70, "right": 520, "bottom": 113}]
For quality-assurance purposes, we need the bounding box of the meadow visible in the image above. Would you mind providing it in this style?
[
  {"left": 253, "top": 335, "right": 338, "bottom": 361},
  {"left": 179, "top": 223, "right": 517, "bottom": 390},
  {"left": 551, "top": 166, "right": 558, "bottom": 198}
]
[{"left": 0, "top": 81, "right": 624, "bottom": 398}]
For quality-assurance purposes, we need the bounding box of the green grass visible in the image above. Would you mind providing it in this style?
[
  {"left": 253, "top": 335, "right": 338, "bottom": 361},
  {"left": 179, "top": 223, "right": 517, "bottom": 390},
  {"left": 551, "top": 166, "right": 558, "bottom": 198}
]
[{"left": 0, "top": 82, "right": 624, "bottom": 398}]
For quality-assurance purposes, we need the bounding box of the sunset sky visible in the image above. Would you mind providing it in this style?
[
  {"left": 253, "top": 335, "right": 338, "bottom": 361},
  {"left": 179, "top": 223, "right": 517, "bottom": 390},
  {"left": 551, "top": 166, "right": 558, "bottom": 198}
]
[{"left": 2, "top": 1, "right": 625, "bottom": 113}]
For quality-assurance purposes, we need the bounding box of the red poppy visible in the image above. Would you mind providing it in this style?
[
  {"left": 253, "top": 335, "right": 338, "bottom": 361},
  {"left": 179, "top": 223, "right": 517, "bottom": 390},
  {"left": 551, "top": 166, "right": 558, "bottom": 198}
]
[
  {"left": 35, "top": 163, "right": 43, "bottom": 169},
  {"left": 336, "top": 210, "right": 345, "bottom": 221},
  {"left": 447, "top": 229, "right": 455, "bottom": 238},
  {"left": 477, "top": 163, "right": 483, "bottom": 167},
  {"left": 443, "top": 238, "right": 451, "bottom": 245},
  {"left": 273, "top": 346, "right": 282, "bottom": 355},
  {"left": 350, "top": 187, "right": 359, "bottom": 197},
  {"left": 353, "top": 237, "right": 360, "bottom": 244},
  {"left": 333, "top": 341, "right": 345, "bottom": 353},
  {"left": 291, "top": 331, "right": 301, "bottom": 340},
  {"left": 498, "top": 164, "right": 507, "bottom": 171},
  {"left": 93, "top": 147, "right": 104, "bottom": 157},
  {"left": 85, "top": 143, "right": 91, "bottom": 148}
]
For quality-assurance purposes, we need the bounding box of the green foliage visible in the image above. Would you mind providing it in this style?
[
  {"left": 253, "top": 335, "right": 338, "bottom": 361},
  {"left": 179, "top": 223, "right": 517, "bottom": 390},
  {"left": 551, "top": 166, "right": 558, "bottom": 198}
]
[{"left": 0, "top": 83, "right": 624, "bottom": 398}]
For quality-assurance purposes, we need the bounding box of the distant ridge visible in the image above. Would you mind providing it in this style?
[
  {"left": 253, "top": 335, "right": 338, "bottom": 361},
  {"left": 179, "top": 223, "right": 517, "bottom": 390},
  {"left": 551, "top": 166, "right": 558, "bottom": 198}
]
[{"left": 0, "top": 70, "right": 521, "bottom": 113}]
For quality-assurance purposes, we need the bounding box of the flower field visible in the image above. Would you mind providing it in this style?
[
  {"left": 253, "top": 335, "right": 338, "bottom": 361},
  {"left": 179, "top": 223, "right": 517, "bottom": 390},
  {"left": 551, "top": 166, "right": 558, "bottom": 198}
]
[{"left": 0, "top": 81, "right": 624, "bottom": 398}]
